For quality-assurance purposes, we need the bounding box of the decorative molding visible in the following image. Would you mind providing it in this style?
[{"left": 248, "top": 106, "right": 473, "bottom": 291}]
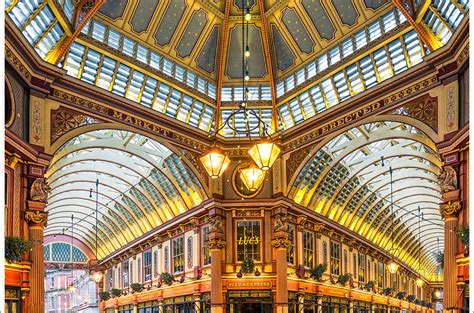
[
  {"left": 286, "top": 147, "right": 311, "bottom": 184},
  {"left": 207, "top": 238, "right": 226, "bottom": 249},
  {"left": 438, "top": 166, "right": 458, "bottom": 193},
  {"left": 446, "top": 84, "right": 458, "bottom": 132},
  {"left": 5, "top": 46, "right": 32, "bottom": 80},
  {"left": 29, "top": 96, "right": 44, "bottom": 145},
  {"left": 456, "top": 44, "right": 469, "bottom": 66},
  {"left": 25, "top": 210, "right": 48, "bottom": 226},
  {"left": 30, "top": 178, "right": 50, "bottom": 203},
  {"left": 440, "top": 201, "right": 461, "bottom": 218},
  {"left": 271, "top": 238, "right": 290, "bottom": 249},
  {"left": 382, "top": 75, "right": 438, "bottom": 106}
]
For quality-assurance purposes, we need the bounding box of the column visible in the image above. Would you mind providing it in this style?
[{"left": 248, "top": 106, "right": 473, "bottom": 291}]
[
  {"left": 440, "top": 200, "right": 461, "bottom": 310},
  {"left": 25, "top": 202, "right": 48, "bottom": 313},
  {"left": 272, "top": 209, "right": 290, "bottom": 313},
  {"left": 208, "top": 211, "right": 226, "bottom": 313}
]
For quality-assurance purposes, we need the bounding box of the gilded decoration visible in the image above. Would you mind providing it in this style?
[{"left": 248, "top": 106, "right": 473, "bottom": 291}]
[
  {"left": 440, "top": 201, "right": 461, "bottom": 218},
  {"left": 438, "top": 166, "right": 458, "bottom": 193},
  {"left": 5, "top": 46, "right": 32, "bottom": 80},
  {"left": 273, "top": 214, "right": 288, "bottom": 233},
  {"left": 382, "top": 75, "right": 439, "bottom": 106},
  {"left": 51, "top": 107, "right": 101, "bottom": 143},
  {"left": 209, "top": 215, "right": 224, "bottom": 234},
  {"left": 457, "top": 44, "right": 469, "bottom": 66},
  {"left": 178, "top": 148, "right": 209, "bottom": 184},
  {"left": 286, "top": 147, "right": 311, "bottom": 184},
  {"left": 30, "top": 178, "right": 51, "bottom": 202},
  {"left": 271, "top": 238, "right": 290, "bottom": 249},
  {"left": 30, "top": 96, "right": 43, "bottom": 145},
  {"left": 390, "top": 94, "right": 438, "bottom": 131},
  {"left": 25, "top": 210, "right": 48, "bottom": 226},
  {"left": 207, "top": 238, "right": 226, "bottom": 249}
]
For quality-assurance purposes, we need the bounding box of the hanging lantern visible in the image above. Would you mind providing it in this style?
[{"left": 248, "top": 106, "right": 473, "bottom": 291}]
[
  {"left": 388, "top": 259, "right": 399, "bottom": 274},
  {"left": 68, "top": 283, "right": 77, "bottom": 293},
  {"left": 415, "top": 277, "right": 424, "bottom": 287},
  {"left": 200, "top": 146, "right": 230, "bottom": 179},
  {"left": 248, "top": 139, "right": 280, "bottom": 171},
  {"left": 91, "top": 268, "right": 104, "bottom": 283},
  {"left": 239, "top": 163, "right": 266, "bottom": 192}
]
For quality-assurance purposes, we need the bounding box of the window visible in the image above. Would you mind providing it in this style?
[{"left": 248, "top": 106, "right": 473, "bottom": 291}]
[
  {"left": 143, "top": 251, "right": 152, "bottom": 282},
  {"left": 378, "top": 262, "right": 384, "bottom": 288},
  {"left": 236, "top": 220, "right": 261, "bottom": 262},
  {"left": 358, "top": 253, "right": 366, "bottom": 282},
  {"left": 202, "top": 226, "right": 211, "bottom": 265},
  {"left": 172, "top": 237, "right": 184, "bottom": 273},
  {"left": 330, "top": 242, "right": 341, "bottom": 275},
  {"left": 137, "top": 258, "right": 141, "bottom": 283},
  {"left": 164, "top": 246, "right": 169, "bottom": 272},
  {"left": 130, "top": 260, "right": 133, "bottom": 284},
  {"left": 323, "top": 241, "right": 328, "bottom": 265},
  {"left": 153, "top": 250, "right": 159, "bottom": 278},
  {"left": 303, "top": 230, "right": 314, "bottom": 267},
  {"left": 287, "top": 224, "right": 295, "bottom": 264},
  {"left": 353, "top": 254, "right": 357, "bottom": 276},
  {"left": 122, "top": 261, "right": 129, "bottom": 288},
  {"left": 367, "top": 260, "right": 371, "bottom": 281},
  {"left": 187, "top": 236, "right": 193, "bottom": 269},
  {"left": 344, "top": 250, "right": 348, "bottom": 274}
]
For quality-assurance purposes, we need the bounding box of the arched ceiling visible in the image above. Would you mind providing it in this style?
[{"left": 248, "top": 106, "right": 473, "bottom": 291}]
[
  {"left": 44, "top": 129, "right": 207, "bottom": 259},
  {"left": 289, "top": 121, "right": 444, "bottom": 280}
]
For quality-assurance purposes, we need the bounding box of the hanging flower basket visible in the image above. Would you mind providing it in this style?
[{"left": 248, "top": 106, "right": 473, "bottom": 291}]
[
  {"left": 110, "top": 288, "right": 122, "bottom": 298},
  {"left": 395, "top": 291, "right": 407, "bottom": 300},
  {"left": 130, "top": 283, "right": 143, "bottom": 293},
  {"left": 99, "top": 291, "right": 111, "bottom": 301},
  {"left": 337, "top": 274, "right": 351, "bottom": 286},
  {"left": 363, "top": 280, "right": 376, "bottom": 292},
  {"left": 382, "top": 287, "right": 394, "bottom": 296},
  {"left": 407, "top": 295, "right": 416, "bottom": 303},
  {"left": 309, "top": 263, "right": 327, "bottom": 281},
  {"left": 5, "top": 236, "right": 33, "bottom": 263},
  {"left": 240, "top": 256, "right": 255, "bottom": 274},
  {"left": 160, "top": 273, "right": 175, "bottom": 286}
]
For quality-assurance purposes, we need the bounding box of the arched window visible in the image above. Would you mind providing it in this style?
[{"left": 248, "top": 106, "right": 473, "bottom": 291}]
[
  {"left": 164, "top": 246, "right": 169, "bottom": 272},
  {"left": 344, "top": 250, "right": 348, "bottom": 274},
  {"left": 323, "top": 241, "right": 328, "bottom": 265},
  {"left": 153, "top": 250, "right": 159, "bottom": 277},
  {"left": 353, "top": 253, "right": 357, "bottom": 276},
  {"left": 137, "top": 258, "right": 141, "bottom": 283},
  {"left": 130, "top": 260, "right": 133, "bottom": 284},
  {"left": 187, "top": 236, "right": 193, "bottom": 269}
]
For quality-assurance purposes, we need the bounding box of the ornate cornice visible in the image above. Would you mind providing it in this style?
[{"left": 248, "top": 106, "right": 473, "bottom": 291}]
[
  {"left": 207, "top": 238, "right": 226, "bottom": 249},
  {"left": 440, "top": 201, "right": 461, "bottom": 219},
  {"left": 271, "top": 238, "right": 290, "bottom": 249},
  {"left": 25, "top": 210, "right": 48, "bottom": 227}
]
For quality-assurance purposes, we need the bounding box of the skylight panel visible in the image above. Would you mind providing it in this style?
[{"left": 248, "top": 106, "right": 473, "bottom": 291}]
[
  {"left": 276, "top": 81, "right": 285, "bottom": 97},
  {"left": 197, "top": 77, "right": 207, "bottom": 94},
  {"left": 333, "top": 71, "right": 350, "bottom": 101},
  {"left": 91, "top": 21, "right": 106, "bottom": 42},
  {"left": 221, "top": 87, "right": 232, "bottom": 101},
  {"left": 177, "top": 95, "right": 193, "bottom": 122},
  {"left": 341, "top": 37, "right": 354, "bottom": 58},
  {"left": 296, "top": 68, "right": 306, "bottom": 86},
  {"left": 140, "top": 77, "right": 157, "bottom": 107},
  {"left": 153, "top": 83, "right": 170, "bottom": 112},
  {"left": 188, "top": 101, "right": 203, "bottom": 127},
  {"left": 247, "top": 86, "right": 259, "bottom": 101},
  {"left": 388, "top": 39, "right": 407, "bottom": 74},
  {"left": 64, "top": 42, "right": 85, "bottom": 77},
  {"left": 346, "top": 64, "right": 363, "bottom": 95},
  {"left": 299, "top": 91, "right": 315, "bottom": 119},
  {"left": 329, "top": 46, "right": 341, "bottom": 65},
  {"left": 185, "top": 71, "right": 196, "bottom": 88},
  {"left": 122, "top": 37, "right": 135, "bottom": 57},
  {"left": 354, "top": 29, "right": 368, "bottom": 50},
  {"left": 373, "top": 48, "right": 393, "bottom": 82},
  {"left": 368, "top": 20, "right": 382, "bottom": 41},
  {"left": 309, "top": 85, "right": 326, "bottom": 113},
  {"left": 81, "top": 49, "right": 101, "bottom": 84},
  {"left": 126, "top": 71, "right": 145, "bottom": 102},
  {"left": 199, "top": 106, "right": 214, "bottom": 131},
  {"left": 360, "top": 56, "right": 377, "bottom": 88},
  {"left": 149, "top": 52, "right": 161, "bottom": 71},
  {"left": 9, "top": 0, "right": 41, "bottom": 27},
  {"left": 162, "top": 58, "right": 174, "bottom": 76},
  {"left": 382, "top": 10, "right": 397, "bottom": 33},
  {"left": 175, "top": 65, "right": 185, "bottom": 82},
  {"left": 111, "top": 64, "right": 131, "bottom": 96},
  {"left": 289, "top": 99, "right": 303, "bottom": 124},
  {"left": 136, "top": 44, "right": 148, "bottom": 64},
  {"left": 166, "top": 90, "right": 182, "bottom": 117},
  {"left": 306, "top": 62, "right": 317, "bottom": 79},
  {"left": 285, "top": 75, "right": 295, "bottom": 91},
  {"left": 321, "top": 79, "right": 338, "bottom": 107},
  {"left": 278, "top": 104, "right": 294, "bottom": 129},
  {"left": 208, "top": 83, "right": 216, "bottom": 99},
  {"left": 261, "top": 86, "right": 271, "bottom": 100},
  {"left": 404, "top": 31, "right": 424, "bottom": 65},
  {"left": 317, "top": 54, "right": 329, "bottom": 72},
  {"left": 23, "top": 6, "right": 54, "bottom": 44}
]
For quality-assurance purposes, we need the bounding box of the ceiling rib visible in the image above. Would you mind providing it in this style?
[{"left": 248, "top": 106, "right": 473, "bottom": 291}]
[{"left": 257, "top": 0, "right": 279, "bottom": 133}]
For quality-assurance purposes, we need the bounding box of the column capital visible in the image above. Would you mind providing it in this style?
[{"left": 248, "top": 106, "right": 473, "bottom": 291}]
[
  {"left": 25, "top": 209, "right": 48, "bottom": 227},
  {"left": 271, "top": 238, "right": 291, "bottom": 249},
  {"left": 440, "top": 201, "right": 461, "bottom": 219},
  {"left": 207, "top": 238, "right": 226, "bottom": 250}
]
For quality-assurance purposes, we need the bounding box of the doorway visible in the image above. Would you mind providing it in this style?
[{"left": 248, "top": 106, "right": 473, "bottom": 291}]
[
  {"left": 5, "top": 288, "right": 20, "bottom": 313},
  {"left": 226, "top": 291, "right": 273, "bottom": 313}
]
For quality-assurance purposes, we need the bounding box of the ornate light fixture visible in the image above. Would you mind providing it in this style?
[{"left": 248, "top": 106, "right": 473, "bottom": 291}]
[
  {"left": 68, "top": 214, "right": 77, "bottom": 293},
  {"left": 388, "top": 260, "right": 399, "bottom": 275},
  {"left": 200, "top": 0, "right": 280, "bottom": 178},
  {"left": 414, "top": 206, "right": 424, "bottom": 288},
  {"left": 239, "top": 163, "right": 266, "bottom": 191},
  {"left": 415, "top": 277, "right": 424, "bottom": 287},
  {"left": 89, "top": 179, "right": 104, "bottom": 283},
  {"left": 383, "top": 157, "right": 398, "bottom": 274}
]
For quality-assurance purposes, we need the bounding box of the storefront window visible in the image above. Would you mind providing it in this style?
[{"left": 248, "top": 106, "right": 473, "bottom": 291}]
[
  {"left": 378, "top": 262, "right": 384, "bottom": 288},
  {"left": 330, "top": 242, "right": 340, "bottom": 275},
  {"left": 202, "top": 226, "right": 211, "bottom": 265},
  {"left": 287, "top": 224, "right": 295, "bottom": 264},
  {"left": 137, "top": 258, "right": 141, "bottom": 283},
  {"left": 122, "top": 260, "right": 129, "bottom": 288},
  {"left": 143, "top": 250, "right": 152, "bottom": 282},
  {"left": 172, "top": 237, "right": 184, "bottom": 273},
  {"left": 236, "top": 220, "right": 261, "bottom": 262},
  {"left": 153, "top": 250, "right": 158, "bottom": 278},
  {"left": 303, "top": 230, "right": 314, "bottom": 267},
  {"left": 358, "top": 253, "right": 366, "bottom": 282}
]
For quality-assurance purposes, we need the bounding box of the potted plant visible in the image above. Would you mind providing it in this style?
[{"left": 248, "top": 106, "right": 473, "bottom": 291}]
[
  {"left": 309, "top": 263, "right": 327, "bottom": 281},
  {"left": 5, "top": 236, "right": 33, "bottom": 263},
  {"left": 407, "top": 295, "right": 416, "bottom": 303},
  {"left": 457, "top": 225, "right": 469, "bottom": 254},
  {"left": 130, "top": 283, "right": 143, "bottom": 293},
  {"left": 434, "top": 251, "right": 444, "bottom": 269},
  {"left": 363, "top": 280, "right": 375, "bottom": 292},
  {"left": 110, "top": 288, "right": 122, "bottom": 298},
  {"left": 160, "top": 272, "right": 175, "bottom": 286},
  {"left": 395, "top": 291, "right": 407, "bottom": 300},
  {"left": 99, "top": 291, "right": 111, "bottom": 301},
  {"left": 337, "top": 273, "right": 351, "bottom": 286},
  {"left": 382, "top": 287, "right": 394, "bottom": 296}
]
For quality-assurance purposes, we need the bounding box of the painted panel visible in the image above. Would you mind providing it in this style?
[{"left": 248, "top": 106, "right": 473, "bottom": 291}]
[
  {"left": 234, "top": 0, "right": 255, "bottom": 9},
  {"left": 130, "top": 0, "right": 160, "bottom": 33},
  {"left": 331, "top": 0, "right": 359, "bottom": 26},
  {"left": 364, "top": 0, "right": 389, "bottom": 10},
  {"left": 271, "top": 24, "right": 295, "bottom": 71},
  {"left": 301, "top": 0, "right": 336, "bottom": 40},
  {"left": 176, "top": 10, "right": 208, "bottom": 58},
  {"left": 153, "top": 0, "right": 187, "bottom": 47},
  {"left": 197, "top": 25, "right": 219, "bottom": 73},
  {"left": 282, "top": 8, "right": 315, "bottom": 53},
  {"left": 99, "top": 0, "right": 128, "bottom": 20},
  {"left": 225, "top": 24, "right": 267, "bottom": 79}
]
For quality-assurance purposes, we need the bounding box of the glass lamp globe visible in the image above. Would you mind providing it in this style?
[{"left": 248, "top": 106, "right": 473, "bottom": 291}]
[
  {"left": 388, "top": 260, "right": 399, "bottom": 274},
  {"left": 91, "top": 269, "right": 104, "bottom": 283},
  {"left": 239, "top": 163, "right": 266, "bottom": 192},
  {"left": 415, "top": 277, "right": 424, "bottom": 287},
  {"left": 200, "top": 146, "right": 230, "bottom": 179},
  {"left": 248, "top": 139, "right": 280, "bottom": 171},
  {"left": 68, "top": 283, "right": 77, "bottom": 293}
]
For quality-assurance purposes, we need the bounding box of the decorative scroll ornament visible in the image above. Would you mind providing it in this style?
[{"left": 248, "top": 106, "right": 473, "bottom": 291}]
[
  {"left": 271, "top": 238, "right": 290, "bottom": 249},
  {"left": 209, "top": 215, "right": 224, "bottom": 234},
  {"left": 438, "top": 166, "right": 458, "bottom": 193},
  {"left": 30, "top": 178, "right": 51, "bottom": 202},
  {"left": 25, "top": 210, "right": 48, "bottom": 226},
  {"left": 207, "top": 238, "right": 226, "bottom": 249},
  {"left": 440, "top": 201, "right": 461, "bottom": 218},
  {"left": 273, "top": 214, "right": 288, "bottom": 233}
]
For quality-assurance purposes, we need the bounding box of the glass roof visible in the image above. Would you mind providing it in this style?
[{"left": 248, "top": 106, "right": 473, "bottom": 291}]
[
  {"left": 44, "top": 130, "right": 207, "bottom": 259},
  {"left": 290, "top": 121, "right": 444, "bottom": 280}
]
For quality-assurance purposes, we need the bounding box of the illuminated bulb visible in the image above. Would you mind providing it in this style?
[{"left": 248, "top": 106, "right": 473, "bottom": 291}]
[
  {"left": 244, "top": 71, "right": 250, "bottom": 81},
  {"left": 67, "top": 283, "right": 77, "bottom": 293},
  {"left": 245, "top": 8, "right": 251, "bottom": 21},
  {"left": 434, "top": 290, "right": 441, "bottom": 298},
  {"left": 388, "top": 260, "right": 399, "bottom": 274},
  {"left": 239, "top": 163, "right": 266, "bottom": 192},
  {"left": 245, "top": 87, "right": 250, "bottom": 96},
  {"left": 245, "top": 46, "right": 250, "bottom": 58},
  {"left": 248, "top": 139, "right": 281, "bottom": 171},
  {"left": 200, "top": 146, "right": 231, "bottom": 179},
  {"left": 415, "top": 277, "right": 424, "bottom": 287},
  {"left": 90, "top": 269, "right": 104, "bottom": 283}
]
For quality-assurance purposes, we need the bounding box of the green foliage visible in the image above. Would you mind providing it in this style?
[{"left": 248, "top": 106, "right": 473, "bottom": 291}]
[
  {"left": 309, "top": 263, "right": 327, "bottom": 281},
  {"left": 241, "top": 256, "right": 255, "bottom": 274},
  {"left": 160, "top": 273, "right": 175, "bottom": 286},
  {"left": 110, "top": 288, "right": 122, "bottom": 297},
  {"left": 5, "top": 236, "right": 33, "bottom": 263},
  {"left": 382, "top": 288, "right": 394, "bottom": 296},
  {"left": 99, "top": 291, "right": 110, "bottom": 301},
  {"left": 131, "top": 283, "right": 143, "bottom": 292},
  {"left": 407, "top": 295, "right": 416, "bottom": 303},
  {"left": 395, "top": 291, "right": 407, "bottom": 300},
  {"left": 434, "top": 251, "right": 444, "bottom": 269},
  {"left": 364, "top": 280, "right": 375, "bottom": 291},
  {"left": 337, "top": 273, "right": 351, "bottom": 286},
  {"left": 457, "top": 225, "right": 469, "bottom": 246}
]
